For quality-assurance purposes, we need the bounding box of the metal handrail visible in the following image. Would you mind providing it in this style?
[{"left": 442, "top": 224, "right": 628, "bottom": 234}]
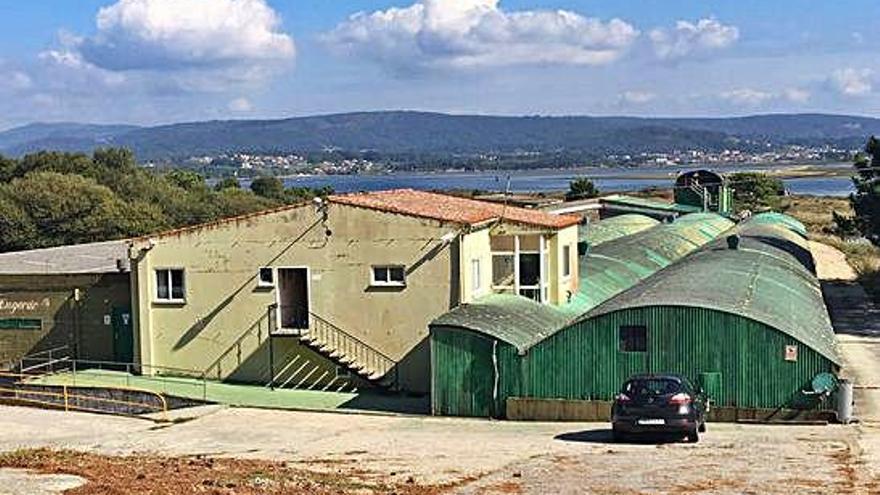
[
  {"left": 308, "top": 312, "right": 397, "bottom": 365},
  {"left": 20, "top": 356, "right": 70, "bottom": 374},
  {"left": 269, "top": 302, "right": 398, "bottom": 384},
  {"left": 19, "top": 345, "right": 70, "bottom": 360},
  {"left": 202, "top": 309, "right": 272, "bottom": 380},
  {"left": 0, "top": 381, "right": 168, "bottom": 421}
]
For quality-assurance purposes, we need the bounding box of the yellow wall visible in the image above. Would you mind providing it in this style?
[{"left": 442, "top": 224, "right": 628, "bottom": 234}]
[
  {"left": 459, "top": 227, "right": 492, "bottom": 303},
  {"left": 551, "top": 225, "right": 579, "bottom": 304},
  {"left": 131, "top": 203, "right": 461, "bottom": 393}
]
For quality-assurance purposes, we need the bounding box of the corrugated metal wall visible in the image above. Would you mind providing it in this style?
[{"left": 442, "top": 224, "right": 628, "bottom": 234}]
[
  {"left": 430, "top": 327, "right": 519, "bottom": 418},
  {"left": 432, "top": 306, "right": 836, "bottom": 417}
]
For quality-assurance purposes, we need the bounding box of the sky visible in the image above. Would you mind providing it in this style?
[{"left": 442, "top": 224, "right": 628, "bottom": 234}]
[{"left": 2, "top": 0, "right": 880, "bottom": 129}]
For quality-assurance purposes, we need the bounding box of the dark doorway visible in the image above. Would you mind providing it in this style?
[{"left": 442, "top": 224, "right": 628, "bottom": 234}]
[
  {"left": 278, "top": 268, "right": 309, "bottom": 329},
  {"left": 112, "top": 306, "right": 134, "bottom": 363}
]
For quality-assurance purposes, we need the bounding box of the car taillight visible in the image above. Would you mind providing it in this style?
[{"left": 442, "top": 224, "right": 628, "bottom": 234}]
[
  {"left": 669, "top": 393, "right": 692, "bottom": 405},
  {"left": 616, "top": 393, "right": 631, "bottom": 403}
]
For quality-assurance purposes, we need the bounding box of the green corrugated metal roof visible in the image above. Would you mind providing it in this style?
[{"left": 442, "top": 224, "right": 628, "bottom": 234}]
[
  {"left": 430, "top": 293, "right": 573, "bottom": 352},
  {"left": 564, "top": 212, "right": 735, "bottom": 316},
  {"left": 579, "top": 214, "right": 660, "bottom": 246},
  {"left": 746, "top": 212, "right": 808, "bottom": 238},
  {"left": 602, "top": 194, "right": 703, "bottom": 214},
  {"left": 586, "top": 222, "right": 840, "bottom": 364},
  {"left": 431, "top": 212, "right": 735, "bottom": 350}
]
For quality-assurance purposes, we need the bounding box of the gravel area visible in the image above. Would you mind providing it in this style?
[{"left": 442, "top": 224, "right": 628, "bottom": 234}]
[{"left": 0, "top": 405, "right": 878, "bottom": 493}]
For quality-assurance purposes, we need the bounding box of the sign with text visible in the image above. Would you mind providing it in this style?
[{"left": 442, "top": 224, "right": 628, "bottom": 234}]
[{"left": 0, "top": 297, "right": 52, "bottom": 315}]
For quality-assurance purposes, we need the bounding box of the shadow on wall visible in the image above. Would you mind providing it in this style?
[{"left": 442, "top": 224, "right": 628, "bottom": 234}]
[
  {"left": 172, "top": 217, "right": 324, "bottom": 351},
  {"left": 202, "top": 309, "right": 274, "bottom": 381}
]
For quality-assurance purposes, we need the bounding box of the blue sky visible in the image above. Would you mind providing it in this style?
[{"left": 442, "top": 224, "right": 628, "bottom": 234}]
[{"left": 2, "top": 0, "right": 880, "bottom": 129}]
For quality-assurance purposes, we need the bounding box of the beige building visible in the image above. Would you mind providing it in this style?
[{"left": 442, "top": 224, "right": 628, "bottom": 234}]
[{"left": 127, "top": 189, "right": 580, "bottom": 393}]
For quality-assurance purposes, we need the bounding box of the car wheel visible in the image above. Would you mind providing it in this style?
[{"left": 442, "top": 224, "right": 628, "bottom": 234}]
[
  {"left": 612, "top": 428, "right": 626, "bottom": 443},
  {"left": 698, "top": 421, "right": 707, "bottom": 433},
  {"left": 686, "top": 428, "right": 700, "bottom": 443}
]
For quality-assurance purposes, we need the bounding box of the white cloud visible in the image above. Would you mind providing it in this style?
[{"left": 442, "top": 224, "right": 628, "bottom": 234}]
[
  {"left": 716, "top": 86, "right": 811, "bottom": 107},
  {"left": 830, "top": 68, "right": 873, "bottom": 96},
  {"left": 79, "top": 0, "right": 295, "bottom": 72},
  {"left": 228, "top": 97, "right": 254, "bottom": 112},
  {"left": 649, "top": 18, "right": 739, "bottom": 61},
  {"left": 719, "top": 88, "right": 774, "bottom": 106},
  {"left": 620, "top": 90, "right": 656, "bottom": 104},
  {"left": 322, "top": 0, "right": 639, "bottom": 72},
  {"left": 0, "top": 71, "right": 32, "bottom": 92},
  {"left": 783, "top": 87, "right": 810, "bottom": 103}
]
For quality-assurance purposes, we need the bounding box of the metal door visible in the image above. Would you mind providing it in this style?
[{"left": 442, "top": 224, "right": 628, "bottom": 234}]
[{"left": 112, "top": 307, "right": 133, "bottom": 363}]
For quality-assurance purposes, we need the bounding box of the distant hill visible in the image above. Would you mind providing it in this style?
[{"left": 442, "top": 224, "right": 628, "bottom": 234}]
[
  {"left": 0, "top": 123, "right": 141, "bottom": 155},
  {"left": 2, "top": 112, "right": 879, "bottom": 161}
]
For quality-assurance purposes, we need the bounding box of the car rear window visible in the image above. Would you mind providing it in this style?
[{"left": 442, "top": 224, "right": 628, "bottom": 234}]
[{"left": 623, "top": 378, "right": 681, "bottom": 396}]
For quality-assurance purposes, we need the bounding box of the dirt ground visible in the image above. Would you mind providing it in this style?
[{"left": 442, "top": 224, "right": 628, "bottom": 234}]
[
  {"left": 811, "top": 241, "right": 858, "bottom": 281},
  {"left": 0, "top": 404, "right": 878, "bottom": 494}
]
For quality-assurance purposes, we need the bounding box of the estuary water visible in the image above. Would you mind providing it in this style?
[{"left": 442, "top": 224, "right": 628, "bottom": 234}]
[{"left": 279, "top": 163, "right": 856, "bottom": 197}]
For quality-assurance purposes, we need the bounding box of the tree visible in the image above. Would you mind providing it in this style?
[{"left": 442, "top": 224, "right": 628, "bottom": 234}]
[
  {"left": 0, "top": 155, "right": 16, "bottom": 183},
  {"left": 566, "top": 177, "right": 599, "bottom": 201},
  {"left": 214, "top": 177, "right": 241, "bottom": 191},
  {"left": 0, "top": 148, "right": 334, "bottom": 253},
  {"left": 0, "top": 192, "right": 37, "bottom": 251},
  {"left": 728, "top": 172, "right": 785, "bottom": 212},
  {"left": 164, "top": 169, "right": 206, "bottom": 191},
  {"left": 250, "top": 176, "right": 285, "bottom": 199},
  {"left": 93, "top": 148, "right": 136, "bottom": 170},
  {"left": 4, "top": 172, "right": 150, "bottom": 247},
  {"left": 847, "top": 137, "right": 880, "bottom": 244}
]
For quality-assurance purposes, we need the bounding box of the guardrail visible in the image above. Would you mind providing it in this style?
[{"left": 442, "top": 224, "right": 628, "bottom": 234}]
[{"left": 0, "top": 371, "right": 168, "bottom": 420}]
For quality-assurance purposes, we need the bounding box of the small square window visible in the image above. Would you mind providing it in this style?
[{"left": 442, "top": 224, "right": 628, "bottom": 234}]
[
  {"left": 155, "top": 268, "right": 185, "bottom": 303},
  {"left": 258, "top": 267, "right": 274, "bottom": 287},
  {"left": 620, "top": 325, "right": 647, "bottom": 352},
  {"left": 371, "top": 265, "right": 406, "bottom": 287}
]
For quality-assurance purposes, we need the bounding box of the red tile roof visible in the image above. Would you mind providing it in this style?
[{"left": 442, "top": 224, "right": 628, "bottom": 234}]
[{"left": 330, "top": 189, "right": 580, "bottom": 229}]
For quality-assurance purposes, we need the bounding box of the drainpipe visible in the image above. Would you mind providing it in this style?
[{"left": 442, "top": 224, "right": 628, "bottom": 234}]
[{"left": 492, "top": 340, "right": 499, "bottom": 413}]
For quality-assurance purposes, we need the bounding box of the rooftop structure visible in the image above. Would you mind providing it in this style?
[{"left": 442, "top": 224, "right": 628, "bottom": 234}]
[
  {"left": 0, "top": 240, "right": 129, "bottom": 275},
  {"left": 331, "top": 189, "right": 581, "bottom": 229}
]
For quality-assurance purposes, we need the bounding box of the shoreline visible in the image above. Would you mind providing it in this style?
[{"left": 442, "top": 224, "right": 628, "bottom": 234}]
[{"left": 271, "top": 162, "right": 854, "bottom": 182}]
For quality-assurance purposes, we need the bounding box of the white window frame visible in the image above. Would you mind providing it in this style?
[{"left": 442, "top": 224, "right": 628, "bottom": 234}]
[
  {"left": 274, "top": 266, "right": 311, "bottom": 331},
  {"left": 471, "top": 258, "right": 482, "bottom": 295},
  {"left": 490, "top": 234, "right": 549, "bottom": 304},
  {"left": 562, "top": 244, "right": 572, "bottom": 279},
  {"left": 370, "top": 265, "right": 406, "bottom": 287},
  {"left": 154, "top": 268, "right": 186, "bottom": 304},
  {"left": 257, "top": 267, "right": 275, "bottom": 288}
]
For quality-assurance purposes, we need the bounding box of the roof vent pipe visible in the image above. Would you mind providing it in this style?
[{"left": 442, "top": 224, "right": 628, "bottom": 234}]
[{"left": 727, "top": 234, "right": 741, "bottom": 250}]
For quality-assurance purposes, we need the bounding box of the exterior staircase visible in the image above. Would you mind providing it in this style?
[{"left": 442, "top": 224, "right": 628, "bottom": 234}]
[
  {"left": 269, "top": 304, "right": 398, "bottom": 389},
  {"left": 203, "top": 305, "right": 398, "bottom": 392}
]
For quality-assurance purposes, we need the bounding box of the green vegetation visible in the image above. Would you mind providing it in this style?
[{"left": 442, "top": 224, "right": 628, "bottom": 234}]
[
  {"left": 729, "top": 172, "right": 785, "bottom": 212},
  {"left": 565, "top": 177, "right": 600, "bottom": 201},
  {"left": 785, "top": 194, "right": 880, "bottom": 303},
  {"left": 847, "top": 136, "right": 880, "bottom": 244},
  {"left": 0, "top": 148, "right": 331, "bottom": 253}
]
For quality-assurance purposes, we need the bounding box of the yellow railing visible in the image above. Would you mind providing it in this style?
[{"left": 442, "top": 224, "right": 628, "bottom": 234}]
[{"left": 0, "top": 372, "right": 168, "bottom": 421}]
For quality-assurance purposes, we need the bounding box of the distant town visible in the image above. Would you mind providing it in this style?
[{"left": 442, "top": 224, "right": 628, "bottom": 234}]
[{"left": 154, "top": 143, "right": 855, "bottom": 177}]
